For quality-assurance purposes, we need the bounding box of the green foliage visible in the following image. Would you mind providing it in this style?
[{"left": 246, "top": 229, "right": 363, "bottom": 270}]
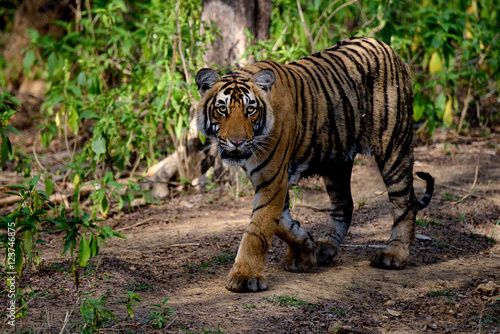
[
  {"left": 48, "top": 208, "right": 126, "bottom": 281},
  {"left": 0, "top": 174, "right": 125, "bottom": 282},
  {"left": 262, "top": 293, "right": 318, "bottom": 309},
  {"left": 79, "top": 294, "right": 117, "bottom": 333},
  {"left": 20, "top": 0, "right": 215, "bottom": 215},
  {"left": 429, "top": 288, "right": 456, "bottom": 297},
  {"left": 289, "top": 185, "right": 305, "bottom": 209},
  {"left": 416, "top": 217, "right": 443, "bottom": 227},
  {"left": 490, "top": 220, "right": 500, "bottom": 244},
  {"left": 125, "top": 291, "right": 141, "bottom": 318},
  {"left": 0, "top": 91, "right": 21, "bottom": 165},
  {"left": 1, "top": 174, "right": 48, "bottom": 276},
  {"left": 145, "top": 298, "right": 176, "bottom": 329}
]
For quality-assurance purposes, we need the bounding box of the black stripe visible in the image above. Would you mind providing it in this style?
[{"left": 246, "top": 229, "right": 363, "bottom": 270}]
[
  {"left": 252, "top": 187, "right": 283, "bottom": 215},
  {"left": 388, "top": 181, "right": 412, "bottom": 199},
  {"left": 254, "top": 141, "right": 290, "bottom": 193},
  {"left": 246, "top": 231, "right": 269, "bottom": 255},
  {"left": 250, "top": 124, "right": 284, "bottom": 176}
]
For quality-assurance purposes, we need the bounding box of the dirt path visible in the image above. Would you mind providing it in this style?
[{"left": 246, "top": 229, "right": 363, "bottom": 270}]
[{"left": 7, "top": 135, "right": 500, "bottom": 333}]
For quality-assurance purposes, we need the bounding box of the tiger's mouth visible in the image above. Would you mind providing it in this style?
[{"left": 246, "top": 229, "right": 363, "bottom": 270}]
[{"left": 220, "top": 148, "right": 253, "bottom": 164}]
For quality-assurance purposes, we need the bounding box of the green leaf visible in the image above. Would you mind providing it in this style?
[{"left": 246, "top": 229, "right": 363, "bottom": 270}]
[
  {"left": 92, "top": 135, "right": 106, "bottom": 155},
  {"left": 45, "top": 176, "right": 54, "bottom": 195},
  {"left": 77, "top": 71, "right": 86, "bottom": 86},
  {"left": 29, "top": 174, "right": 41, "bottom": 189},
  {"left": 47, "top": 52, "right": 57, "bottom": 80},
  {"left": 434, "top": 92, "right": 446, "bottom": 120},
  {"left": 62, "top": 236, "right": 75, "bottom": 256},
  {"left": 6, "top": 125, "right": 21, "bottom": 135},
  {"left": 198, "top": 132, "right": 206, "bottom": 145},
  {"left": 78, "top": 235, "right": 91, "bottom": 267},
  {"left": 79, "top": 110, "right": 100, "bottom": 120},
  {"left": 23, "top": 49, "right": 35, "bottom": 74},
  {"left": 15, "top": 239, "right": 24, "bottom": 277},
  {"left": 175, "top": 116, "right": 183, "bottom": 140},
  {"left": 89, "top": 234, "right": 99, "bottom": 258},
  {"left": 0, "top": 137, "right": 9, "bottom": 165},
  {"left": 24, "top": 230, "right": 33, "bottom": 256},
  {"left": 68, "top": 105, "right": 79, "bottom": 134}
]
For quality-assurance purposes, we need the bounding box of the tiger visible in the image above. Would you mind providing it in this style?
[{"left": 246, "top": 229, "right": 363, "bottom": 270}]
[{"left": 195, "top": 37, "right": 434, "bottom": 293}]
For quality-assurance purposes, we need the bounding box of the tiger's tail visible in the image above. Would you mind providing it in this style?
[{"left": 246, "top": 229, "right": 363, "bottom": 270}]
[{"left": 416, "top": 172, "right": 434, "bottom": 210}]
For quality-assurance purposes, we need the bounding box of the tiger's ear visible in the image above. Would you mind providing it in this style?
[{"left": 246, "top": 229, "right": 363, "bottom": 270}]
[
  {"left": 251, "top": 69, "right": 275, "bottom": 93},
  {"left": 196, "top": 68, "right": 220, "bottom": 97}
]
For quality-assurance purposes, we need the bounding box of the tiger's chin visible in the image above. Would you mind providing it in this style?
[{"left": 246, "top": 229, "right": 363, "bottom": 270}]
[{"left": 221, "top": 150, "right": 253, "bottom": 166}]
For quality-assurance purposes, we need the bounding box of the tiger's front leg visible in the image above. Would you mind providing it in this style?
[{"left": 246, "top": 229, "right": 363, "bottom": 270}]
[
  {"left": 226, "top": 186, "right": 288, "bottom": 292},
  {"left": 275, "top": 203, "right": 316, "bottom": 272}
]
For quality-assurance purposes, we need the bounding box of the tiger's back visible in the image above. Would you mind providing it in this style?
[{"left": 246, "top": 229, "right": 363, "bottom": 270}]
[
  {"left": 195, "top": 37, "right": 434, "bottom": 293},
  {"left": 234, "top": 37, "right": 414, "bottom": 180}
]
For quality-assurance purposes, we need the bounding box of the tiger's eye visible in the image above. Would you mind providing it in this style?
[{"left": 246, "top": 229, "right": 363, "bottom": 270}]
[
  {"left": 247, "top": 106, "right": 256, "bottom": 115},
  {"left": 217, "top": 106, "right": 227, "bottom": 115}
]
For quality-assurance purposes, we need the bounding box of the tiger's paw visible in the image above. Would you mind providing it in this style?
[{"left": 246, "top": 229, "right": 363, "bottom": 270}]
[
  {"left": 315, "top": 237, "right": 340, "bottom": 264},
  {"left": 371, "top": 244, "right": 409, "bottom": 269},
  {"left": 282, "top": 244, "right": 316, "bottom": 273},
  {"left": 226, "top": 263, "right": 267, "bottom": 293}
]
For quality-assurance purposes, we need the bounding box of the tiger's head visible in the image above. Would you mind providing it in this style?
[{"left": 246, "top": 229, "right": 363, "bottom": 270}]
[{"left": 195, "top": 68, "right": 276, "bottom": 166}]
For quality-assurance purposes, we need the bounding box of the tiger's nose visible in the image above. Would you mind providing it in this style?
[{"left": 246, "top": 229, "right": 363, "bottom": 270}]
[{"left": 229, "top": 139, "right": 245, "bottom": 147}]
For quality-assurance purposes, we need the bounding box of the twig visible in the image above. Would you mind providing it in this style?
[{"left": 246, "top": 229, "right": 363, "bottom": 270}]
[
  {"left": 272, "top": 25, "right": 288, "bottom": 52},
  {"left": 116, "top": 216, "right": 168, "bottom": 232},
  {"left": 457, "top": 83, "right": 473, "bottom": 135},
  {"left": 459, "top": 166, "right": 479, "bottom": 202},
  {"left": 313, "top": 0, "right": 358, "bottom": 47},
  {"left": 85, "top": 0, "right": 95, "bottom": 39},
  {"left": 475, "top": 301, "right": 486, "bottom": 334},
  {"left": 165, "top": 316, "right": 178, "bottom": 330},
  {"left": 59, "top": 310, "right": 71, "bottom": 334},
  {"left": 296, "top": 0, "right": 315, "bottom": 52},
  {"left": 310, "top": 0, "right": 342, "bottom": 36},
  {"left": 169, "top": 243, "right": 201, "bottom": 248},
  {"left": 438, "top": 183, "right": 500, "bottom": 204},
  {"left": 342, "top": 244, "right": 386, "bottom": 249},
  {"left": 128, "top": 156, "right": 142, "bottom": 180},
  {"left": 175, "top": 2, "right": 191, "bottom": 86}
]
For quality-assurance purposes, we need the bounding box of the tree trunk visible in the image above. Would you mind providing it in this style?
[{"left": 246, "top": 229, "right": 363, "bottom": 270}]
[
  {"left": 147, "top": 0, "right": 272, "bottom": 198},
  {"left": 4, "top": 0, "right": 75, "bottom": 91},
  {"left": 201, "top": 0, "right": 271, "bottom": 68}
]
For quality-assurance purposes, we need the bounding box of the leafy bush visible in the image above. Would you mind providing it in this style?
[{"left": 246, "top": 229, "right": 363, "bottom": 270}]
[
  {"left": 0, "top": 91, "right": 20, "bottom": 165},
  {"left": 21, "top": 0, "right": 215, "bottom": 214},
  {"left": 1, "top": 174, "right": 125, "bottom": 280}
]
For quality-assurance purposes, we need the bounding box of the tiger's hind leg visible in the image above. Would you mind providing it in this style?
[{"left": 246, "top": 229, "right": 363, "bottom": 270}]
[
  {"left": 275, "top": 197, "right": 316, "bottom": 273},
  {"left": 371, "top": 151, "right": 418, "bottom": 269},
  {"left": 315, "top": 159, "right": 354, "bottom": 264}
]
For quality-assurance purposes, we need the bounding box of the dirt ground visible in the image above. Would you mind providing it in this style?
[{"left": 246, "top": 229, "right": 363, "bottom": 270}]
[{"left": 3, "top": 132, "right": 500, "bottom": 333}]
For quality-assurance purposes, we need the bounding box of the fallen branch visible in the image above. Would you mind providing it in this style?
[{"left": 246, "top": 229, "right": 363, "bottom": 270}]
[
  {"left": 169, "top": 243, "right": 201, "bottom": 248},
  {"left": 458, "top": 165, "right": 479, "bottom": 202},
  {"left": 116, "top": 216, "right": 168, "bottom": 232},
  {"left": 165, "top": 316, "right": 178, "bottom": 330},
  {"left": 341, "top": 244, "right": 386, "bottom": 249},
  {"left": 438, "top": 182, "right": 500, "bottom": 204}
]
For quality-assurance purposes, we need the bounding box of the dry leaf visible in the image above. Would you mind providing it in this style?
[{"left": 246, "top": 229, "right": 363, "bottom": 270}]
[
  {"left": 475, "top": 281, "right": 499, "bottom": 296},
  {"left": 387, "top": 309, "right": 402, "bottom": 317}
]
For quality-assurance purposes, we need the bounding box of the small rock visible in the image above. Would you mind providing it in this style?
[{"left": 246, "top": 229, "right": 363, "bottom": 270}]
[
  {"left": 387, "top": 308, "right": 402, "bottom": 317},
  {"left": 328, "top": 321, "right": 360, "bottom": 333},
  {"left": 416, "top": 234, "right": 432, "bottom": 241},
  {"left": 475, "top": 281, "right": 499, "bottom": 296}
]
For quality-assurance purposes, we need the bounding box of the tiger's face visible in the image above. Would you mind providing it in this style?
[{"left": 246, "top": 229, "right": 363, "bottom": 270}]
[{"left": 195, "top": 69, "right": 276, "bottom": 165}]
